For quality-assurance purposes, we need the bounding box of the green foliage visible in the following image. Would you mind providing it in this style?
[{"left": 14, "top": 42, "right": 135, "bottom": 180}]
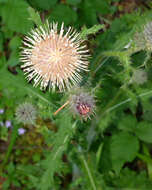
[
  {"left": 49, "top": 4, "right": 77, "bottom": 25},
  {"left": 28, "top": 7, "right": 42, "bottom": 26},
  {"left": 67, "top": 0, "right": 81, "bottom": 6},
  {"left": 1, "top": 0, "right": 152, "bottom": 190},
  {"left": 0, "top": 0, "right": 33, "bottom": 34},
  {"left": 109, "top": 168, "right": 152, "bottom": 190},
  {"left": 39, "top": 115, "right": 77, "bottom": 190},
  {"left": 135, "top": 122, "right": 152, "bottom": 143},
  {"left": 110, "top": 132, "right": 139, "bottom": 174},
  {"left": 28, "top": 0, "right": 57, "bottom": 10}
]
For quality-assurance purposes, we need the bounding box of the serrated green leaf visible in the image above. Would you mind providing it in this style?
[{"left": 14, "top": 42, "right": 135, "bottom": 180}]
[
  {"left": 39, "top": 117, "right": 77, "bottom": 190},
  {"left": 80, "top": 24, "right": 104, "bottom": 39},
  {"left": 110, "top": 132, "right": 139, "bottom": 174},
  {"left": 0, "top": 0, "right": 33, "bottom": 34},
  {"left": 135, "top": 122, "right": 152, "bottom": 143}
]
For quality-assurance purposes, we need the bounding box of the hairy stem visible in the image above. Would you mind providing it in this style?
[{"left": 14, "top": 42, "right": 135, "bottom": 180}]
[
  {"left": 53, "top": 100, "right": 69, "bottom": 116},
  {"left": 78, "top": 146, "right": 99, "bottom": 190}
]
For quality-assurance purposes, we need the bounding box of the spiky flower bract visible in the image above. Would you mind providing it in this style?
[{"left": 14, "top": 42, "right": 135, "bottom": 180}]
[
  {"left": 131, "top": 69, "right": 147, "bottom": 85},
  {"left": 69, "top": 90, "right": 96, "bottom": 120},
  {"left": 133, "top": 21, "right": 152, "bottom": 51},
  {"left": 15, "top": 102, "right": 37, "bottom": 125},
  {"left": 20, "top": 21, "right": 90, "bottom": 92},
  {"left": 143, "top": 21, "right": 152, "bottom": 50}
]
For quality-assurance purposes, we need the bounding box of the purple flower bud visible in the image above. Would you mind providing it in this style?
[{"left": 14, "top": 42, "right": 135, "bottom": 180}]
[
  {"left": 69, "top": 91, "right": 96, "bottom": 120},
  {"left": 0, "top": 109, "right": 4, "bottom": 114},
  {"left": 5, "top": 120, "right": 12, "bottom": 128},
  {"left": 18, "top": 128, "right": 26, "bottom": 135}
]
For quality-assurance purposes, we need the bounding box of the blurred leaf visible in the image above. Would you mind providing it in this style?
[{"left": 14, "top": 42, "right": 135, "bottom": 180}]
[
  {"left": 6, "top": 162, "right": 15, "bottom": 174},
  {"left": 2, "top": 180, "right": 10, "bottom": 190},
  {"left": 118, "top": 115, "right": 137, "bottom": 132},
  {"left": 111, "top": 168, "right": 152, "bottom": 189},
  {"left": 28, "top": 7, "right": 42, "bottom": 26},
  {"left": 9, "top": 36, "right": 21, "bottom": 50},
  {"left": 0, "top": 0, "right": 33, "bottom": 34},
  {"left": 67, "top": 0, "right": 81, "bottom": 5},
  {"left": 135, "top": 122, "right": 152, "bottom": 143},
  {"left": 28, "top": 0, "right": 57, "bottom": 10},
  {"left": 80, "top": 0, "right": 111, "bottom": 26},
  {"left": 49, "top": 4, "right": 77, "bottom": 25},
  {"left": 0, "top": 32, "right": 4, "bottom": 51},
  {"left": 82, "top": 0, "right": 98, "bottom": 26},
  {"left": 93, "top": 0, "right": 110, "bottom": 15},
  {"left": 0, "top": 0, "right": 8, "bottom": 2},
  {"left": 110, "top": 132, "right": 139, "bottom": 174}
]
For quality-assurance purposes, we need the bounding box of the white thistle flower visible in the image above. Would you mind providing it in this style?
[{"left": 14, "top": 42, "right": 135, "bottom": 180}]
[
  {"left": 15, "top": 102, "right": 37, "bottom": 125},
  {"left": 20, "top": 21, "right": 90, "bottom": 91}
]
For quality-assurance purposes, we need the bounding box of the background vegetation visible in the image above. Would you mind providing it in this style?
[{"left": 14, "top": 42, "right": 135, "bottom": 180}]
[{"left": 1, "top": 0, "right": 152, "bottom": 189}]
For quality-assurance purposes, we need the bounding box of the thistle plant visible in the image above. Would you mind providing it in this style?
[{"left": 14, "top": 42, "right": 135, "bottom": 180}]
[{"left": 1, "top": 2, "right": 152, "bottom": 190}]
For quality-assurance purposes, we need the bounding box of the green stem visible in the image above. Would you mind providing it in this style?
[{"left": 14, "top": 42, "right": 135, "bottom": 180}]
[
  {"left": 101, "top": 87, "right": 123, "bottom": 116},
  {"left": 78, "top": 146, "right": 99, "bottom": 190},
  {"left": 26, "top": 87, "right": 57, "bottom": 108},
  {"left": 104, "top": 89, "right": 152, "bottom": 115},
  {"left": 1, "top": 124, "right": 19, "bottom": 171}
]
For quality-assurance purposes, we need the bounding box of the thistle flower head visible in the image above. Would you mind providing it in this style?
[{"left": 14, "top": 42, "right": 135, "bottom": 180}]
[
  {"left": 131, "top": 69, "right": 147, "bottom": 85},
  {"left": 133, "top": 21, "right": 152, "bottom": 51},
  {"left": 20, "top": 21, "right": 90, "bottom": 91},
  {"left": 69, "top": 91, "right": 96, "bottom": 120},
  {"left": 15, "top": 102, "right": 37, "bottom": 125},
  {"left": 143, "top": 21, "right": 152, "bottom": 50}
]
